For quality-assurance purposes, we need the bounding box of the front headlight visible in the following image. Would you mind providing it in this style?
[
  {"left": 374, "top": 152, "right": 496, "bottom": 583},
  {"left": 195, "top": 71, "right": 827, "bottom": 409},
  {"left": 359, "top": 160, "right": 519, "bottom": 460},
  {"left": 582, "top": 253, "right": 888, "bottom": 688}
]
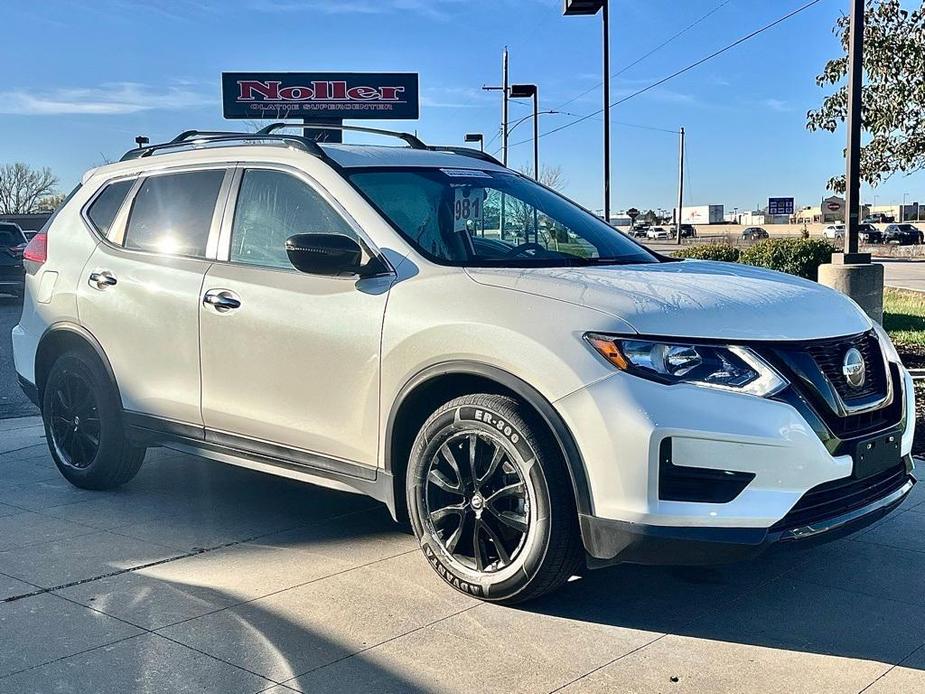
[{"left": 585, "top": 333, "right": 788, "bottom": 397}]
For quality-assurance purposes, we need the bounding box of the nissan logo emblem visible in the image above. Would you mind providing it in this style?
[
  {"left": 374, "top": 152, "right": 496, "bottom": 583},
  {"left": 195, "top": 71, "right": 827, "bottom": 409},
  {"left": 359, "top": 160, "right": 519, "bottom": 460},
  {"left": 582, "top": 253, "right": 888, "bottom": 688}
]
[{"left": 842, "top": 348, "right": 866, "bottom": 389}]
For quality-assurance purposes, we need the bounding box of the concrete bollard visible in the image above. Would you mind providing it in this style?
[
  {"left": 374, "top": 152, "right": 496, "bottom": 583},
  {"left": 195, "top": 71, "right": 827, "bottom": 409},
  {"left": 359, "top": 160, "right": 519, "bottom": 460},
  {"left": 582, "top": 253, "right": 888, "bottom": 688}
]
[{"left": 818, "top": 253, "right": 885, "bottom": 324}]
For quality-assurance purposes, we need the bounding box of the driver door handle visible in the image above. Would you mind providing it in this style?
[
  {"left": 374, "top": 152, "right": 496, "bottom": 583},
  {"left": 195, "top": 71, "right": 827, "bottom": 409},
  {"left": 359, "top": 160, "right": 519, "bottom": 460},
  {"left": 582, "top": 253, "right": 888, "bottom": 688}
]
[{"left": 203, "top": 289, "right": 241, "bottom": 312}]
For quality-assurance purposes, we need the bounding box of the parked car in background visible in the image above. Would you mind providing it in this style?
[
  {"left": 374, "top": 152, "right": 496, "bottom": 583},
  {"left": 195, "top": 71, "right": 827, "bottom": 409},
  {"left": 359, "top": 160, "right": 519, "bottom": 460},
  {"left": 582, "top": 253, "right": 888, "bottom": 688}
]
[
  {"left": 741, "top": 227, "right": 769, "bottom": 241},
  {"left": 678, "top": 224, "right": 696, "bottom": 239},
  {"left": 12, "top": 125, "right": 918, "bottom": 604},
  {"left": 645, "top": 226, "right": 670, "bottom": 240},
  {"left": 883, "top": 223, "right": 923, "bottom": 245},
  {"left": 823, "top": 224, "right": 846, "bottom": 240},
  {"left": 629, "top": 226, "right": 648, "bottom": 238},
  {"left": 858, "top": 223, "right": 882, "bottom": 244},
  {"left": 864, "top": 214, "right": 894, "bottom": 224},
  {"left": 0, "top": 221, "right": 27, "bottom": 298}
]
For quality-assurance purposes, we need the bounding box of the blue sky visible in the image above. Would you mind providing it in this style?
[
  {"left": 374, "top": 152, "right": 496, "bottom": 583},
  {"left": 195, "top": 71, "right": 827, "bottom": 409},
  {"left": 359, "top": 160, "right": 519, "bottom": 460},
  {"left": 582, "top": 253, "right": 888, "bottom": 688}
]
[{"left": 2, "top": 0, "right": 922, "bottom": 214}]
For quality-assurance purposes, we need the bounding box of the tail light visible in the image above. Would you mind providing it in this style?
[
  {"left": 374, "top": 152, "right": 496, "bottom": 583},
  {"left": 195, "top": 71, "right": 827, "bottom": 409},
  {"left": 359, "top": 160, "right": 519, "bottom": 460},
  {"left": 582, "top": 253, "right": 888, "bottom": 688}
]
[{"left": 23, "top": 231, "right": 48, "bottom": 264}]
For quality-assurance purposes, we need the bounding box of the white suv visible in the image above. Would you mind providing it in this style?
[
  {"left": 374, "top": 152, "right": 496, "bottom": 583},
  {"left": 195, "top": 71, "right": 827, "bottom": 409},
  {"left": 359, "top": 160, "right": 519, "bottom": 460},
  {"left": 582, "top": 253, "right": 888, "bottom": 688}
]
[{"left": 12, "top": 125, "right": 917, "bottom": 603}]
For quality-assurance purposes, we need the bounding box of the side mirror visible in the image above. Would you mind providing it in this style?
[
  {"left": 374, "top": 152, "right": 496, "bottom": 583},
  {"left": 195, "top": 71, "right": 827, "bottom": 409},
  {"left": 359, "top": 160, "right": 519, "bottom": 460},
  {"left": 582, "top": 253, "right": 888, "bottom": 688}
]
[{"left": 285, "top": 233, "right": 371, "bottom": 276}]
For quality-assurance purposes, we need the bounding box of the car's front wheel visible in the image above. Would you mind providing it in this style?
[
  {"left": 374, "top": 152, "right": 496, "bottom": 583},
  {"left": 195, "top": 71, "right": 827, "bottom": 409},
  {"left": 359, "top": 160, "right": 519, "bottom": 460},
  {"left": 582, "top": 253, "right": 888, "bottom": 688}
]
[
  {"left": 407, "top": 394, "right": 583, "bottom": 604},
  {"left": 42, "top": 351, "right": 146, "bottom": 490}
]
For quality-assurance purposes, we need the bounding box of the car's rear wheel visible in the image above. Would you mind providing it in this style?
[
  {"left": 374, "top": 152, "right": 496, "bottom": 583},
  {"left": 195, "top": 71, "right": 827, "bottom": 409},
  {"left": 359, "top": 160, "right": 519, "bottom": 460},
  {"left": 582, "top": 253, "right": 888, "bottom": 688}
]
[
  {"left": 407, "top": 394, "right": 583, "bottom": 604},
  {"left": 42, "top": 351, "right": 146, "bottom": 489}
]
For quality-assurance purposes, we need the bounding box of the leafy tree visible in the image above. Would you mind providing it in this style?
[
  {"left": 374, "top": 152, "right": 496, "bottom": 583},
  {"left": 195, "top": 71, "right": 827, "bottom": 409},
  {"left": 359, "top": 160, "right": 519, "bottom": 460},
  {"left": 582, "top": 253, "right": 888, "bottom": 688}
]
[
  {"left": 643, "top": 209, "right": 658, "bottom": 224},
  {"left": 36, "top": 193, "right": 68, "bottom": 213},
  {"left": 0, "top": 163, "right": 59, "bottom": 214},
  {"left": 807, "top": 0, "right": 925, "bottom": 192}
]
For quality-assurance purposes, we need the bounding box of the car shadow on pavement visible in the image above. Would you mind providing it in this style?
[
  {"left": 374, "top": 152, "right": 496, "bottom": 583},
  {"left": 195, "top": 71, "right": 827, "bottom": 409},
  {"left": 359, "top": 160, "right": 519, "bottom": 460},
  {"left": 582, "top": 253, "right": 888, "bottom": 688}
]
[
  {"left": 3, "top": 434, "right": 924, "bottom": 690},
  {"left": 525, "top": 503, "right": 925, "bottom": 672}
]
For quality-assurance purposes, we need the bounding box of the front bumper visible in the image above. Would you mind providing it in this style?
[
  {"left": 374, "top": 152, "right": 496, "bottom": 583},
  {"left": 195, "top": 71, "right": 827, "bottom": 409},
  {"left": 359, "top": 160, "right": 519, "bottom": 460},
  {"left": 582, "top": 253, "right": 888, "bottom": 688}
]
[
  {"left": 554, "top": 360, "right": 916, "bottom": 563},
  {"left": 581, "top": 458, "right": 914, "bottom": 566}
]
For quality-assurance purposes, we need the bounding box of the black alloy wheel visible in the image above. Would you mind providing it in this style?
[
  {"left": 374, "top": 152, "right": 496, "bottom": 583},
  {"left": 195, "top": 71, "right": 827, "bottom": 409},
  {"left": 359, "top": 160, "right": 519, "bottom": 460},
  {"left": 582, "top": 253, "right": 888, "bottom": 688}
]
[
  {"left": 408, "top": 394, "right": 584, "bottom": 604},
  {"left": 424, "top": 431, "right": 530, "bottom": 573},
  {"left": 48, "top": 368, "right": 101, "bottom": 470},
  {"left": 42, "top": 351, "right": 146, "bottom": 490}
]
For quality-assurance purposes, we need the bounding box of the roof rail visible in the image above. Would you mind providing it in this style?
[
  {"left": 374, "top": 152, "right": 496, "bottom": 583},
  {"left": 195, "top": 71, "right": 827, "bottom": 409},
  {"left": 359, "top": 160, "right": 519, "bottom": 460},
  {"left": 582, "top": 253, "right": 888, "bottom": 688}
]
[
  {"left": 257, "top": 122, "right": 429, "bottom": 150},
  {"left": 119, "top": 131, "right": 326, "bottom": 161},
  {"left": 118, "top": 126, "right": 507, "bottom": 169},
  {"left": 427, "top": 146, "right": 503, "bottom": 167}
]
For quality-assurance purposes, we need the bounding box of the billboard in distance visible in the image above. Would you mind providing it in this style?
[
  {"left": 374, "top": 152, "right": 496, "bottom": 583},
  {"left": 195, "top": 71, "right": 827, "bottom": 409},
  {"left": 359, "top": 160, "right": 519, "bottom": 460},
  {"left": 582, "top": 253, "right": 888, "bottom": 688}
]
[
  {"left": 768, "top": 197, "right": 795, "bottom": 216},
  {"left": 222, "top": 72, "right": 420, "bottom": 120}
]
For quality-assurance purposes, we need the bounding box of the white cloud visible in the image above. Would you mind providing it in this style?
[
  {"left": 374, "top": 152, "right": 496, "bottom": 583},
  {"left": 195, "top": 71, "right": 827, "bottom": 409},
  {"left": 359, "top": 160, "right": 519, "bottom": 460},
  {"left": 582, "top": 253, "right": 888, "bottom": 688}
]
[
  {"left": 421, "top": 86, "right": 492, "bottom": 109},
  {"left": 250, "top": 0, "right": 469, "bottom": 20},
  {"left": 0, "top": 82, "right": 215, "bottom": 116},
  {"left": 763, "top": 98, "right": 791, "bottom": 112}
]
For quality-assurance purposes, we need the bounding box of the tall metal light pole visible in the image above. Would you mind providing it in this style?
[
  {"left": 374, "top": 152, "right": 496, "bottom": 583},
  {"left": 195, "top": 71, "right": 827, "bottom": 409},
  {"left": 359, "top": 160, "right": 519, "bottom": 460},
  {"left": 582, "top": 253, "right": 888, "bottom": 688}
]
[
  {"left": 563, "top": 0, "right": 611, "bottom": 223},
  {"left": 819, "top": 0, "right": 884, "bottom": 324},
  {"left": 510, "top": 84, "right": 539, "bottom": 179},
  {"left": 844, "top": 0, "right": 864, "bottom": 257}
]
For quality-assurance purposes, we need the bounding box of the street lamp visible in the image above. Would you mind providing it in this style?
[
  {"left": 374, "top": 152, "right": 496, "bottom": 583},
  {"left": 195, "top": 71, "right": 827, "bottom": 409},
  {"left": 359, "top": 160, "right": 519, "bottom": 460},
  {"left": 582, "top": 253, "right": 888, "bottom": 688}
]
[
  {"left": 510, "top": 84, "right": 539, "bottom": 180},
  {"left": 465, "top": 133, "right": 484, "bottom": 152},
  {"left": 563, "top": 0, "right": 610, "bottom": 222}
]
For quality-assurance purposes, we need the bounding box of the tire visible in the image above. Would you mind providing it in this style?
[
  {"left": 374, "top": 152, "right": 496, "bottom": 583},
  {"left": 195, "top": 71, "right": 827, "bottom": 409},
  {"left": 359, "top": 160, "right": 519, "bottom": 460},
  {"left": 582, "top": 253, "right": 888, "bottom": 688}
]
[
  {"left": 42, "top": 351, "right": 146, "bottom": 490},
  {"left": 407, "top": 394, "right": 583, "bottom": 604}
]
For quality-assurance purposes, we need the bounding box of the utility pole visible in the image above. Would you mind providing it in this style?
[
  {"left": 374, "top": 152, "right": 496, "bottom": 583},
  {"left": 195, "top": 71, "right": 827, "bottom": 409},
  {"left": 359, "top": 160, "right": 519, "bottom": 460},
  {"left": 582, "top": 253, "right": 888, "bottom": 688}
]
[
  {"left": 502, "top": 47, "right": 510, "bottom": 166},
  {"left": 844, "top": 0, "right": 864, "bottom": 256},
  {"left": 676, "top": 126, "right": 685, "bottom": 245},
  {"left": 482, "top": 47, "right": 511, "bottom": 238},
  {"left": 481, "top": 47, "right": 511, "bottom": 164}
]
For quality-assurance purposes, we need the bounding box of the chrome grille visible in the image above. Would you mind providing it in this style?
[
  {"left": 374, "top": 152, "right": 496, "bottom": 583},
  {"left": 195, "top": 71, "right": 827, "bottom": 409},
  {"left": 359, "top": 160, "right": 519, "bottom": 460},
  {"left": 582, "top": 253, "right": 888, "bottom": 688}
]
[{"left": 804, "top": 331, "right": 887, "bottom": 403}]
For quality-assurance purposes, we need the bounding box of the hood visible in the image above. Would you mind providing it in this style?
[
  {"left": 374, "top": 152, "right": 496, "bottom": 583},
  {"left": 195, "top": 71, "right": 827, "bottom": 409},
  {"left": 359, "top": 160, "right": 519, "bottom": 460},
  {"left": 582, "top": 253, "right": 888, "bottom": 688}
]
[{"left": 466, "top": 260, "right": 872, "bottom": 341}]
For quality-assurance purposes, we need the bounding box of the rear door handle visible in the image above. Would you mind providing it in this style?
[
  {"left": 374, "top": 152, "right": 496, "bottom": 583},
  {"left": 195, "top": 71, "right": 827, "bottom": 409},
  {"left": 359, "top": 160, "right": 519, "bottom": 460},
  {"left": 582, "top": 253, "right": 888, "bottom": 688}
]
[
  {"left": 203, "top": 289, "right": 241, "bottom": 312},
  {"left": 88, "top": 271, "right": 117, "bottom": 289}
]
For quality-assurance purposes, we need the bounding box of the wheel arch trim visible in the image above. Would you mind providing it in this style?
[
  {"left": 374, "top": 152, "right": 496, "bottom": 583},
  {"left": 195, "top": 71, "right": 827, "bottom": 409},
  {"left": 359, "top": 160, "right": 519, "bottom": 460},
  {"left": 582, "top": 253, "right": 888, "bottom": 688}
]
[
  {"left": 385, "top": 360, "right": 593, "bottom": 517},
  {"left": 35, "top": 322, "right": 122, "bottom": 406}
]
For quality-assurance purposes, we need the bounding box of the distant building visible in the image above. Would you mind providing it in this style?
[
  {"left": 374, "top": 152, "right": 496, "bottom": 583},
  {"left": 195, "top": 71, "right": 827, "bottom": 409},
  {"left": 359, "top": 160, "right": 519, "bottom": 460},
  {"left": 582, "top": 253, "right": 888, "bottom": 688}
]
[{"left": 793, "top": 196, "right": 846, "bottom": 224}]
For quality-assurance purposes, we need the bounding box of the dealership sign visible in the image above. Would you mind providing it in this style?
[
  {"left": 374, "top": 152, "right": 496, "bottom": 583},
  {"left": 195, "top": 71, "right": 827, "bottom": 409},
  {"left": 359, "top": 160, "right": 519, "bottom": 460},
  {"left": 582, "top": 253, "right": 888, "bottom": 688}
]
[
  {"left": 221, "top": 72, "right": 419, "bottom": 120},
  {"left": 767, "top": 197, "right": 794, "bottom": 216}
]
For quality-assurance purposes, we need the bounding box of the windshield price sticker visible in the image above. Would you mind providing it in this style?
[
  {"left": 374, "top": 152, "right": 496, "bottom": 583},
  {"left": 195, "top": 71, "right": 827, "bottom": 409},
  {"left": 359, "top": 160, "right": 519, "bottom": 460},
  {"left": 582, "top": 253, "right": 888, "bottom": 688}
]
[
  {"left": 454, "top": 188, "right": 485, "bottom": 232},
  {"left": 441, "top": 168, "right": 493, "bottom": 179}
]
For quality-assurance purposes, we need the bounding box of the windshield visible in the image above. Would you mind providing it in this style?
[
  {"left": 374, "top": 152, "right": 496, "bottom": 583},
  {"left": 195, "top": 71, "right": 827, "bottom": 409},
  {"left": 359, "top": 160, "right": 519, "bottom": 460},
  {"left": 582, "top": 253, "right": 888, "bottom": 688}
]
[{"left": 346, "top": 167, "right": 658, "bottom": 267}]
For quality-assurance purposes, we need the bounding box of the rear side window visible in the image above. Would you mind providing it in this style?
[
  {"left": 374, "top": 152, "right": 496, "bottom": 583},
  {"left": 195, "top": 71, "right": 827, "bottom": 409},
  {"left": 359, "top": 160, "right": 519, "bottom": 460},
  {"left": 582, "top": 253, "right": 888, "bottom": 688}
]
[
  {"left": 124, "top": 170, "right": 225, "bottom": 257},
  {"left": 230, "top": 169, "right": 355, "bottom": 269},
  {"left": 86, "top": 180, "right": 134, "bottom": 236}
]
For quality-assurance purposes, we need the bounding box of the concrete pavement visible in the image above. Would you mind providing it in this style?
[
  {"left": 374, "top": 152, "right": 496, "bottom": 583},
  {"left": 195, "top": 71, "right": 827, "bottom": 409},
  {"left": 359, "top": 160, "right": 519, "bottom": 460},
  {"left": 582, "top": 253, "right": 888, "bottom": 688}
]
[
  {"left": 879, "top": 258, "right": 925, "bottom": 293},
  {"left": 0, "top": 416, "right": 924, "bottom": 693}
]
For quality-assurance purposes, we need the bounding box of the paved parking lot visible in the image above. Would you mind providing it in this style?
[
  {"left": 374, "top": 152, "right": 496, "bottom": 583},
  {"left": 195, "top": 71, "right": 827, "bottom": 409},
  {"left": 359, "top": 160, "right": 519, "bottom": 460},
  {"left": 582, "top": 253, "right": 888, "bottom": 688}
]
[{"left": 0, "top": 416, "right": 924, "bottom": 693}]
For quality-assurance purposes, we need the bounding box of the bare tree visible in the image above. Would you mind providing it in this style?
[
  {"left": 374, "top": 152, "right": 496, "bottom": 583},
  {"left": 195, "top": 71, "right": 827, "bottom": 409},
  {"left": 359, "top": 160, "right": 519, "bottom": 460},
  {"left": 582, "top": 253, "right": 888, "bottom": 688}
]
[
  {"left": 0, "top": 163, "right": 59, "bottom": 214},
  {"left": 517, "top": 164, "right": 567, "bottom": 191}
]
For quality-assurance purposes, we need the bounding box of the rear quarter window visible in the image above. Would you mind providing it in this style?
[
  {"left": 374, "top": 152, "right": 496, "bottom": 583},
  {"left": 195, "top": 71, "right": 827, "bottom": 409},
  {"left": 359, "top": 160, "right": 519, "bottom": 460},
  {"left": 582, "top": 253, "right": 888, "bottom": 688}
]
[{"left": 86, "top": 179, "right": 134, "bottom": 236}]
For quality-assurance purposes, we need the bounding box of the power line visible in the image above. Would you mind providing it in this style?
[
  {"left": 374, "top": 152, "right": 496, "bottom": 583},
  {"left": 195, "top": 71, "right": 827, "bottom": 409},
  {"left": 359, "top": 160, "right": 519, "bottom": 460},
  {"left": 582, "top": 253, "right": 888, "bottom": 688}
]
[
  {"left": 554, "top": 0, "right": 736, "bottom": 111},
  {"left": 513, "top": 0, "right": 825, "bottom": 148}
]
